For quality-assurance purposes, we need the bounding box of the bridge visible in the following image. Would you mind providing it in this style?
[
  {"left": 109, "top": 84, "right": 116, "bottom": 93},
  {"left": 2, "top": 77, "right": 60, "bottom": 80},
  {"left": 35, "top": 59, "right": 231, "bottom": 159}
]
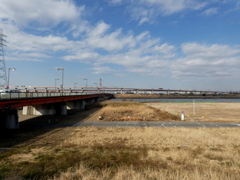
[
  {"left": 0, "top": 90, "right": 112, "bottom": 129},
  {"left": 0, "top": 86, "right": 238, "bottom": 130},
  {"left": 3, "top": 86, "right": 237, "bottom": 95}
]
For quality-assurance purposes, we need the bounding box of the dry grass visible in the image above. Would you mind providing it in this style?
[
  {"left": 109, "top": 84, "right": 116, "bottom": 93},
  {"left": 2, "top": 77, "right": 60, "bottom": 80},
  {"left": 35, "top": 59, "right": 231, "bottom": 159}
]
[
  {"left": 1, "top": 127, "right": 240, "bottom": 179},
  {"left": 60, "top": 128, "right": 240, "bottom": 180},
  {"left": 97, "top": 100, "right": 178, "bottom": 121},
  {"left": 146, "top": 102, "right": 240, "bottom": 122},
  {"left": 1, "top": 101, "right": 240, "bottom": 179},
  {"left": 56, "top": 127, "right": 240, "bottom": 180}
]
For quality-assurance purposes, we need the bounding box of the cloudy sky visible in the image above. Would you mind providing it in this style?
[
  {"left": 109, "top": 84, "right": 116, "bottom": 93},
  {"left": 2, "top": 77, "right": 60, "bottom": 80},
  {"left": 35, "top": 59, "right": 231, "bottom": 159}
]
[{"left": 0, "top": 0, "right": 240, "bottom": 91}]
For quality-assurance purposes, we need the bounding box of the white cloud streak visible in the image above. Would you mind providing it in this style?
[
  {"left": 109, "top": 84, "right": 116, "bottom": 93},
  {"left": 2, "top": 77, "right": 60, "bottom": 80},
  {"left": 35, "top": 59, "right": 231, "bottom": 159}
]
[
  {"left": 128, "top": 0, "right": 208, "bottom": 24},
  {"left": 202, "top": 7, "right": 219, "bottom": 16}
]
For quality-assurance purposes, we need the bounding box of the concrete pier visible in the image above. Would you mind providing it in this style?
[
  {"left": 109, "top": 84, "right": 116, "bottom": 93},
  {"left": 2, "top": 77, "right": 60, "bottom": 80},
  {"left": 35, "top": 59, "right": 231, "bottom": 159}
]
[
  {"left": 0, "top": 109, "right": 19, "bottom": 129},
  {"left": 67, "top": 100, "right": 86, "bottom": 110},
  {"left": 22, "top": 99, "right": 89, "bottom": 116},
  {"left": 23, "top": 102, "right": 68, "bottom": 116}
]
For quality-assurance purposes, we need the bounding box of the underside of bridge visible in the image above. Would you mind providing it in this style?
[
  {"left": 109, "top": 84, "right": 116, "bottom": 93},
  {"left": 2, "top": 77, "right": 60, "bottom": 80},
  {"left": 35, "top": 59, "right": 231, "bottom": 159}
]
[{"left": 0, "top": 94, "right": 111, "bottom": 129}]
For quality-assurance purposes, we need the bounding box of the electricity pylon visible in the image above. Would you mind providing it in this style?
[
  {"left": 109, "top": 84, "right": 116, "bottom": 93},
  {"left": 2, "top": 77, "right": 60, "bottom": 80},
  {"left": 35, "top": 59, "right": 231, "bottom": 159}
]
[{"left": 0, "top": 27, "right": 7, "bottom": 88}]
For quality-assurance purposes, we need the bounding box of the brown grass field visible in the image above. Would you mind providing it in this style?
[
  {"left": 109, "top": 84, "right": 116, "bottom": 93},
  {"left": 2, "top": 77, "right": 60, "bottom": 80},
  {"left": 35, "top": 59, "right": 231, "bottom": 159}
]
[
  {"left": 0, "top": 100, "right": 240, "bottom": 179},
  {"left": 1, "top": 127, "right": 240, "bottom": 180},
  {"left": 146, "top": 102, "right": 240, "bottom": 122},
  {"left": 97, "top": 100, "right": 178, "bottom": 121}
]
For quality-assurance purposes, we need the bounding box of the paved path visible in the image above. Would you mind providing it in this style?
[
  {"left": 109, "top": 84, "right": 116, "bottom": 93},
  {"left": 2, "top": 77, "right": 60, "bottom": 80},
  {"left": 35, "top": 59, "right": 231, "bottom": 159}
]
[
  {"left": 72, "top": 121, "right": 240, "bottom": 128},
  {"left": 35, "top": 121, "right": 240, "bottom": 128}
]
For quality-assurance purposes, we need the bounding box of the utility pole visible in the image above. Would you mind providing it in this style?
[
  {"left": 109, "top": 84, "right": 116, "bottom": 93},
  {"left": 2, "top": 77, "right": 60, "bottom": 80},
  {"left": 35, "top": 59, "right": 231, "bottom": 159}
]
[
  {"left": 56, "top": 67, "right": 64, "bottom": 94},
  {"left": 99, "top": 78, "right": 102, "bottom": 87},
  {"left": 0, "top": 27, "right": 7, "bottom": 88},
  {"left": 84, "top": 78, "right": 88, "bottom": 87},
  {"left": 55, "top": 78, "right": 59, "bottom": 90}
]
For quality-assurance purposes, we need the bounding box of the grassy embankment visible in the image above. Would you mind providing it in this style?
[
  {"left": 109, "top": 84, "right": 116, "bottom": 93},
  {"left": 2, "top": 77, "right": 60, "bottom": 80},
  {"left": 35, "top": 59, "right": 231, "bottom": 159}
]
[
  {"left": 0, "top": 101, "right": 240, "bottom": 179},
  {"left": 97, "top": 100, "right": 178, "bottom": 121}
]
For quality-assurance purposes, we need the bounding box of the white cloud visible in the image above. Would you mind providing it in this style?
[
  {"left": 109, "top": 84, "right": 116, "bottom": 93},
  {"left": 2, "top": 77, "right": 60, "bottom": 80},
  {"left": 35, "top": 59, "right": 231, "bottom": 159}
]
[
  {"left": 125, "top": 0, "right": 240, "bottom": 24},
  {"left": 141, "top": 0, "right": 207, "bottom": 15},
  {"left": 181, "top": 43, "right": 240, "bottom": 59},
  {"left": 172, "top": 43, "right": 240, "bottom": 79},
  {"left": 92, "top": 66, "right": 116, "bottom": 74},
  {"left": 5, "top": 26, "right": 73, "bottom": 52},
  {"left": 86, "top": 21, "right": 135, "bottom": 51},
  {"left": 202, "top": 7, "right": 219, "bottom": 16},
  {"left": 0, "top": 0, "right": 84, "bottom": 28},
  {"left": 63, "top": 52, "right": 100, "bottom": 62},
  {"left": 107, "top": 0, "right": 122, "bottom": 5},
  {"left": 128, "top": 0, "right": 208, "bottom": 24},
  {"left": 88, "top": 21, "right": 110, "bottom": 37},
  {"left": 0, "top": 22, "right": 79, "bottom": 63},
  {"left": 57, "top": 19, "right": 177, "bottom": 76}
]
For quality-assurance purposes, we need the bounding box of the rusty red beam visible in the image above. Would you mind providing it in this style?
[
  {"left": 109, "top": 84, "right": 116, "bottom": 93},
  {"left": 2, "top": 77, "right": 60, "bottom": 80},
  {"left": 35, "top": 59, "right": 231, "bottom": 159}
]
[{"left": 0, "top": 94, "right": 110, "bottom": 109}]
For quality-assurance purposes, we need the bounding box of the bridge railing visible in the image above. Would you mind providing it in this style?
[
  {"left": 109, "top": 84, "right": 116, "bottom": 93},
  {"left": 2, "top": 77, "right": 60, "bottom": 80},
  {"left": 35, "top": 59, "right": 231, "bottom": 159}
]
[{"left": 0, "top": 92, "right": 105, "bottom": 100}]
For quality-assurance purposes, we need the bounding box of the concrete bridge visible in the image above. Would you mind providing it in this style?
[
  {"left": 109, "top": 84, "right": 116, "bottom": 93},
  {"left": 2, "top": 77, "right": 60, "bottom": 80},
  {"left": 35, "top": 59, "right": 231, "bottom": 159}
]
[
  {"left": 4, "top": 86, "right": 239, "bottom": 95},
  {"left": 0, "top": 91, "right": 112, "bottom": 129}
]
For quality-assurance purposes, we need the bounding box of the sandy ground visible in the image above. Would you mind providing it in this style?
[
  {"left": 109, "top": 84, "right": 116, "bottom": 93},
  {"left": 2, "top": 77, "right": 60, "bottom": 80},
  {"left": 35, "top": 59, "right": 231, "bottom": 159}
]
[{"left": 146, "top": 102, "right": 240, "bottom": 122}]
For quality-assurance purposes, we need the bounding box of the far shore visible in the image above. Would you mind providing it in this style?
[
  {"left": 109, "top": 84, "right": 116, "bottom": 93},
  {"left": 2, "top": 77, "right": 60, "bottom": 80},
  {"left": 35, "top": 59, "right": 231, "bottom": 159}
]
[{"left": 113, "top": 94, "right": 240, "bottom": 99}]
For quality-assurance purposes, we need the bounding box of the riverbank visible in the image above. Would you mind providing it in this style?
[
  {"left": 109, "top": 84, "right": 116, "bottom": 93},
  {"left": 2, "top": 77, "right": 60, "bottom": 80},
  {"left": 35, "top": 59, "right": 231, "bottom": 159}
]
[
  {"left": 113, "top": 94, "right": 240, "bottom": 99},
  {"left": 71, "top": 100, "right": 240, "bottom": 123},
  {"left": 146, "top": 102, "right": 240, "bottom": 122},
  {"left": 18, "top": 100, "right": 240, "bottom": 124},
  {"left": 1, "top": 100, "right": 240, "bottom": 179}
]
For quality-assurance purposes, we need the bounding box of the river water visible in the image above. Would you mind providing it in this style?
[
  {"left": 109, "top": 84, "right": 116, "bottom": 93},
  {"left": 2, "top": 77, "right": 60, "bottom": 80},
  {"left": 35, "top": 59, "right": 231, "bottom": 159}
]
[{"left": 113, "top": 98, "right": 240, "bottom": 103}]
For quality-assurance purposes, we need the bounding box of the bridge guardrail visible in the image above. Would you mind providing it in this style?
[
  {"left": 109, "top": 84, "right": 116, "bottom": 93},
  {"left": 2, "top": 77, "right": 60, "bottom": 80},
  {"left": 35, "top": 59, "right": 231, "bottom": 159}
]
[{"left": 0, "top": 92, "right": 105, "bottom": 100}]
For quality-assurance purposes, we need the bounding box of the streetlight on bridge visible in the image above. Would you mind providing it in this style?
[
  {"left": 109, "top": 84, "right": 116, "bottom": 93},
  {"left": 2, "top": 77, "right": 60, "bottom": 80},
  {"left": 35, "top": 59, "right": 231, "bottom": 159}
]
[
  {"left": 55, "top": 78, "right": 59, "bottom": 90},
  {"left": 7, "top": 68, "right": 16, "bottom": 89},
  {"left": 74, "top": 83, "right": 77, "bottom": 89},
  {"left": 84, "top": 78, "right": 88, "bottom": 88},
  {"left": 56, "top": 67, "right": 64, "bottom": 94}
]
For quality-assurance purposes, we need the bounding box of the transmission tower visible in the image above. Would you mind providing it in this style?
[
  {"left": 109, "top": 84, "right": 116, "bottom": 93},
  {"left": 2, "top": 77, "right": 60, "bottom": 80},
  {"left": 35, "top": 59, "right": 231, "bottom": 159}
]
[{"left": 0, "top": 27, "right": 7, "bottom": 88}]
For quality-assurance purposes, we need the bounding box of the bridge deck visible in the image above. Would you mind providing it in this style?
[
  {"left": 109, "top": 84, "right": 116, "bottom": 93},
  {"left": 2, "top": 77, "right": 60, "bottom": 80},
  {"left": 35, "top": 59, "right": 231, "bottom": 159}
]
[{"left": 0, "top": 93, "right": 111, "bottom": 109}]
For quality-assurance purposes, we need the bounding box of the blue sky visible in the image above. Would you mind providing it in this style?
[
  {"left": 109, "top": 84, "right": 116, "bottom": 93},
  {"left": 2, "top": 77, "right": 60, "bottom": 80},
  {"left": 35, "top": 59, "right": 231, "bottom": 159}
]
[{"left": 0, "top": 0, "right": 240, "bottom": 91}]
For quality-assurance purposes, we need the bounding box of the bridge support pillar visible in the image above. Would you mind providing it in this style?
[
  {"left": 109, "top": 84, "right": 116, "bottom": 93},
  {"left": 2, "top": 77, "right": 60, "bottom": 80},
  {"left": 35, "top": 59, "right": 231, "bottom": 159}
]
[
  {"left": 56, "top": 102, "right": 67, "bottom": 115},
  {"left": 0, "top": 109, "right": 19, "bottom": 129},
  {"left": 87, "top": 98, "right": 95, "bottom": 104},
  {"left": 67, "top": 101, "right": 81, "bottom": 110},
  {"left": 80, "top": 100, "right": 86, "bottom": 109},
  {"left": 23, "top": 102, "right": 67, "bottom": 116},
  {"left": 67, "top": 100, "right": 86, "bottom": 110},
  {"left": 23, "top": 104, "right": 57, "bottom": 115}
]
